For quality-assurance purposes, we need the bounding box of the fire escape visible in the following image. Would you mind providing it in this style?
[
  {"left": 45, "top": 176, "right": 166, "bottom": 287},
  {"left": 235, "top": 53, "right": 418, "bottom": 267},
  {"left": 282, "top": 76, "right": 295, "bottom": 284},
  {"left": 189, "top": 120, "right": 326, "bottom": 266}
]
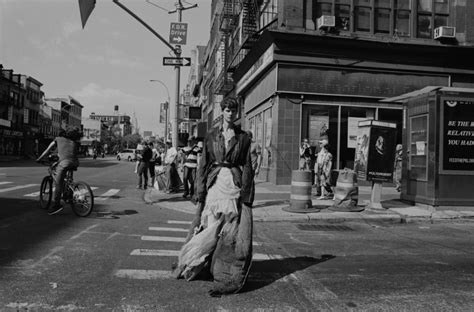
[{"left": 215, "top": 0, "right": 260, "bottom": 95}]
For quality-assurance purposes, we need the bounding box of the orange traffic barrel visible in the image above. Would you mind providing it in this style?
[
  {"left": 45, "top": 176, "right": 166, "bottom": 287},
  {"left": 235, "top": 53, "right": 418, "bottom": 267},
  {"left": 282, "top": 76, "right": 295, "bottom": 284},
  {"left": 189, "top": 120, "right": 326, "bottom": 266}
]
[
  {"left": 283, "top": 170, "right": 321, "bottom": 213},
  {"left": 330, "top": 169, "right": 364, "bottom": 212}
]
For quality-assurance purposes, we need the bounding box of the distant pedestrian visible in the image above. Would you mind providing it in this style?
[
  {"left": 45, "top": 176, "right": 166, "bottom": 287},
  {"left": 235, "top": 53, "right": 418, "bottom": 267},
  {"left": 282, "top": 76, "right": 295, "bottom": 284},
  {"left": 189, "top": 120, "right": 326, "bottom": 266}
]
[
  {"left": 136, "top": 141, "right": 152, "bottom": 190},
  {"left": 394, "top": 144, "right": 403, "bottom": 192},
  {"left": 181, "top": 136, "right": 199, "bottom": 199},
  {"left": 164, "top": 140, "right": 180, "bottom": 193},
  {"left": 299, "top": 138, "right": 312, "bottom": 170},
  {"left": 148, "top": 142, "right": 158, "bottom": 187},
  {"left": 134, "top": 143, "right": 144, "bottom": 173},
  {"left": 315, "top": 139, "right": 333, "bottom": 199}
]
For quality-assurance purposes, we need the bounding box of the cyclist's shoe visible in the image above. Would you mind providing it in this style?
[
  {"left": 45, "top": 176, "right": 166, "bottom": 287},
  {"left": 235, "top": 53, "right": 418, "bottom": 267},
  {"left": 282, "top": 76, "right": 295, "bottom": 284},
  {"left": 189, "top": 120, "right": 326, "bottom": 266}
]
[{"left": 48, "top": 205, "right": 63, "bottom": 215}]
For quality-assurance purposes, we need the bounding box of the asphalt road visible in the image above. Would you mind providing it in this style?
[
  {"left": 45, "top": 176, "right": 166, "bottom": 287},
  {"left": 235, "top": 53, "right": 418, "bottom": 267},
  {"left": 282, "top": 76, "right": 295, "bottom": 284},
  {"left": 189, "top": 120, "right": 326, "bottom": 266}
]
[{"left": 1, "top": 158, "right": 473, "bottom": 311}]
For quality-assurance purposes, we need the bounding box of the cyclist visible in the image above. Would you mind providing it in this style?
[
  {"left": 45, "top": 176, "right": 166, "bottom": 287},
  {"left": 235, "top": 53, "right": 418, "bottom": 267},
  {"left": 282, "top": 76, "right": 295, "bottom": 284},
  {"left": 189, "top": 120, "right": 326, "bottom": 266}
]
[{"left": 36, "top": 126, "right": 82, "bottom": 215}]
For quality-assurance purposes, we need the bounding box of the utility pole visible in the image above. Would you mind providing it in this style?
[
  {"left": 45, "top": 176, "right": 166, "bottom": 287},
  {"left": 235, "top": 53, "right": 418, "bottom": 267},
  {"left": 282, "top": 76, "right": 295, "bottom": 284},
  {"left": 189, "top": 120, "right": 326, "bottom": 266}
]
[{"left": 168, "top": 1, "right": 197, "bottom": 149}]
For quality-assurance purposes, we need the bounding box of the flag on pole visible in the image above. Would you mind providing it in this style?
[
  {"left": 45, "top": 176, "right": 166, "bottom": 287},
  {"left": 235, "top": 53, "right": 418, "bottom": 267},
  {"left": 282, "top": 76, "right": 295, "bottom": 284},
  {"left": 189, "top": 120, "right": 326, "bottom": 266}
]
[{"left": 78, "top": 0, "right": 96, "bottom": 29}]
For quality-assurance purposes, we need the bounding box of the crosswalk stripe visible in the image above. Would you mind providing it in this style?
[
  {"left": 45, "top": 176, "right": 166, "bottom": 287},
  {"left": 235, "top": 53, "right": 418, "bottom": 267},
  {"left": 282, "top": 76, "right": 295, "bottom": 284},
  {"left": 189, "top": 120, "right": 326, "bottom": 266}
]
[
  {"left": 0, "top": 184, "right": 38, "bottom": 193},
  {"left": 25, "top": 187, "right": 97, "bottom": 198},
  {"left": 131, "top": 249, "right": 179, "bottom": 256},
  {"left": 96, "top": 189, "right": 120, "bottom": 201},
  {"left": 141, "top": 236, "right": 186, "bottom": 242},
  {"left": 0, "top": 182, "right": 13, "bottom": 185},
  {"left": 130, "top": 248, "right": 281, "bottom": 260},
  {"left": 114, "top": 269, "right": 172, "bottom": 280},
  {"left": 148, "top": 227, "right": 188, "bottom": 232},
  {"left": 167, "top": 220, "right": 192, "bottom": 225}
]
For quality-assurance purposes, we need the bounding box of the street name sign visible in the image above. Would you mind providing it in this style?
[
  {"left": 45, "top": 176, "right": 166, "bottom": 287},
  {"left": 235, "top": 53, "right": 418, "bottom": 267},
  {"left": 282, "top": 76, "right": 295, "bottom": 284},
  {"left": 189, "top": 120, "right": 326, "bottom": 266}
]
[
  {"left": 163, "top": 57, "right": 191, "bottom": 66},
  {"left": 169, "top": 22, "right": 188, "bottom": 45}
]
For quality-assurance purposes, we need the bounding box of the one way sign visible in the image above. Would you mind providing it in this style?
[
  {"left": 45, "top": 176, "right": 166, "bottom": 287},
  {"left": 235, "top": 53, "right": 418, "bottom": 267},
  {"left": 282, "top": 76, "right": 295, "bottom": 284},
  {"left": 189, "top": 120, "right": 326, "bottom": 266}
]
[
  {"left": 163, "top": 57, "right": 191, "bottom": 66},
  {"left": 169, "top": 22, "right": 188, "bottom": 45}
]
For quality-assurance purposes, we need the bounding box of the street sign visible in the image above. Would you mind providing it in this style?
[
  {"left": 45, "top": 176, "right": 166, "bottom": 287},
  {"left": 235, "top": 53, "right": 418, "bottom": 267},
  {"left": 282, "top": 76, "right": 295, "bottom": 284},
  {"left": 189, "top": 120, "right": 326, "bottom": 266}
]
[
  {"left": 169, "top": 22, "right": 188, "bottom": 45},
  {"left": 163, "top": 57, "right": 191, "bottom": 66}
]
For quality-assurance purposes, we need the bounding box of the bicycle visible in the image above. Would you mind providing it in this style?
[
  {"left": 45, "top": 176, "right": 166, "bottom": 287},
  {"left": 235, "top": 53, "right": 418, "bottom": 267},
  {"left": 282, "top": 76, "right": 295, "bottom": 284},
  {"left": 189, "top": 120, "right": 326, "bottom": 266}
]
[{"left": 38, "top": 154, "right": 94, "bottom": 217}]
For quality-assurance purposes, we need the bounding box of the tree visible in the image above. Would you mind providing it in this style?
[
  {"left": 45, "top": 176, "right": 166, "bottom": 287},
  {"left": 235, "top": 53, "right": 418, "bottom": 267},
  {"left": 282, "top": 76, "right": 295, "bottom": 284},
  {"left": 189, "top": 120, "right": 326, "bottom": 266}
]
[{"left": 123, "top": 133, "right": 142, "bottom": 149}]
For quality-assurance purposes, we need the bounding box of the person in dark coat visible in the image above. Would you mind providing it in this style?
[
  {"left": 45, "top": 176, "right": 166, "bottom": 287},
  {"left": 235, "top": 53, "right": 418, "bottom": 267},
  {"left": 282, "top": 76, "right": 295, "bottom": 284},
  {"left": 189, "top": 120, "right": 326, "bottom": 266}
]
[{"left": 173, "top": 97, "right": 254, "bottom": 297}]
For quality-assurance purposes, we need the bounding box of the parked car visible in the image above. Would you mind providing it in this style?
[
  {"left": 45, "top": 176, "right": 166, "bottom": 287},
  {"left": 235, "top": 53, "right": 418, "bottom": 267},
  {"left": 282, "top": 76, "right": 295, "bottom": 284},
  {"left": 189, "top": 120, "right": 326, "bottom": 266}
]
[{"left": 117, "top": 149, "right": 136, "bottom": 161}]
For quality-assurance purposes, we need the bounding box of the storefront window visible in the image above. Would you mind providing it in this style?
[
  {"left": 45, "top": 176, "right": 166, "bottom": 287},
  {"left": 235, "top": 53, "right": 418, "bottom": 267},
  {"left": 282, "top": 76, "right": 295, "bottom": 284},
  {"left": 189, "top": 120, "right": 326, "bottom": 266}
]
[
  {"left": 355, "top": 7, "right": 371, "bottom": 32},
  {"left": 375, "top": 8, "right": 390, "bottom": 33}
]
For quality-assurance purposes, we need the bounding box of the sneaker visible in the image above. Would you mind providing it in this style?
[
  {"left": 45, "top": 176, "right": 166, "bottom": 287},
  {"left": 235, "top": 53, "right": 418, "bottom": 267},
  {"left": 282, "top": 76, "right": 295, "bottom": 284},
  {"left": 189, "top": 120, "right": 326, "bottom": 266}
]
[
  {"left": 136, "top": 185, "right": 142, "bottom": 189},
  {"left": 48, "top": 205, "right": 63, "bottom": 215},
  {"left": 182, "top": 193, "right": 188, "bottom": 198}
]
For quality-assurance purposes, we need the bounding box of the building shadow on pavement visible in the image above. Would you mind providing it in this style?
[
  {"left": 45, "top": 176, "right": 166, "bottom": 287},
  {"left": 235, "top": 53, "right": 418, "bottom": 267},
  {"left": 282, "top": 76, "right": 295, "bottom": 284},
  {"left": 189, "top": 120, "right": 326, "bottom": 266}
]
[{"left": 241, "top": 255, "right": 336, "bottom": 293}]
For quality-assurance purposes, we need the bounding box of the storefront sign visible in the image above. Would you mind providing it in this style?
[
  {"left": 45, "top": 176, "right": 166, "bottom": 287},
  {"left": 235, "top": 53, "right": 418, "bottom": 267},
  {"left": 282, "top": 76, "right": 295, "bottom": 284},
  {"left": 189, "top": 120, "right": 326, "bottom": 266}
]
[
  {"left": 236, "top": 45, "right": 274, "bottom": 94},
  {"left": 441, "top": 98, "right": 474, "bottom": 171},
  {"left": 278, "top": 65, "right": 449, "bottom": 98}
]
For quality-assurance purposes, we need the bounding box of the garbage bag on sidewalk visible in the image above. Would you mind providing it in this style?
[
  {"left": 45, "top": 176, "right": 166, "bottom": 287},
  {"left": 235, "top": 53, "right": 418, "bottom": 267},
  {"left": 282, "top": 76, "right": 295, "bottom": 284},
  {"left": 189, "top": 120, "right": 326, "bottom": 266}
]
[{"left": 330, "top": 168, "right": 364, "bottom": 212}]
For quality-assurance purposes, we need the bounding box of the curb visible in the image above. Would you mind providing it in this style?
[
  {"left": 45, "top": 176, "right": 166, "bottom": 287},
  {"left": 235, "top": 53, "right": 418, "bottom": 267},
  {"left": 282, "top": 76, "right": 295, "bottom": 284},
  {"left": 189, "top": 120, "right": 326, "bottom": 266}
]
[{"left": 143, "top": 189, "right": 474, "bottom": 224}]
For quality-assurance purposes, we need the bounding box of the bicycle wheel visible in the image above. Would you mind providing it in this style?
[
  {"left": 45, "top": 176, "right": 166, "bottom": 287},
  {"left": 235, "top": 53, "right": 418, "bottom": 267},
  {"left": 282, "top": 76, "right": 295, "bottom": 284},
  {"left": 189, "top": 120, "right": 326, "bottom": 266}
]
[
  {"left": 39, "top": 176, "right": 53, "bottom": 209},
  {"left": 70, "top": 181, "right": 94, "bottom": 217}
]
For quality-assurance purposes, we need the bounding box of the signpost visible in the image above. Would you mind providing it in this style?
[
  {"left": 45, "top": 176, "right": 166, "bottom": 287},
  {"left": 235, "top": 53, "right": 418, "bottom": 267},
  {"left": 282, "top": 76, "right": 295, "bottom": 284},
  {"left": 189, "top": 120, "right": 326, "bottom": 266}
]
[
  {"left": 162, "top": 57, "right": 191, "bottom": 66},
  {"left": 169, "top": 22, "right": 188, "bottom": 45}
]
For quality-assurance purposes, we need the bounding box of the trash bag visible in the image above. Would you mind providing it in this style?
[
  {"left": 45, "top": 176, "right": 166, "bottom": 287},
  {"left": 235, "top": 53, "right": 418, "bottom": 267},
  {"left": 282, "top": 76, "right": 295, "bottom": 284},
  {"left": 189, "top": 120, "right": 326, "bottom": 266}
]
[{"left": 330, "top": 168, "right": 363, "bottom": 212}]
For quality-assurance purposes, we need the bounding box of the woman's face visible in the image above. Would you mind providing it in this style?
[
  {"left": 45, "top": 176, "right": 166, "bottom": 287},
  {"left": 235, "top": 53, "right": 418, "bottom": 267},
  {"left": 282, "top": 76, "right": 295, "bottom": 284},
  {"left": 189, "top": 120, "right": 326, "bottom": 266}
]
[{"left": 222, "top": 106, "right": 237, "bottom": 123}]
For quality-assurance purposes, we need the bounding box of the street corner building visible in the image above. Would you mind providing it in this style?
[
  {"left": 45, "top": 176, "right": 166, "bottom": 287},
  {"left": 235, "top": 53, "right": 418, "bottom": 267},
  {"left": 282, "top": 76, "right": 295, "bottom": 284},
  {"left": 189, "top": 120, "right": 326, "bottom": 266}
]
[{"left": 194, "top": 0, "right": 474, "bottom": 189}]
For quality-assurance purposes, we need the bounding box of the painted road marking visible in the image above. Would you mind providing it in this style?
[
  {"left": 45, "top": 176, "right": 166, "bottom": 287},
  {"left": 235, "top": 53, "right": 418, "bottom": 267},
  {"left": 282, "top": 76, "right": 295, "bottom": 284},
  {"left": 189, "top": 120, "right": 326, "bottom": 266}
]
[
  {"left": 148, "top": 227, "right": 188, "bottom": 232},
  {"left": 141, "top": 236, "right": 186, "bottom": 242},
  {"left": 0, "top": 184, "right": 38, "bottom": 193},
  {"left": 130, "top": 249, "right": 280, "bottom": 260},
  {"left": 131, "top": 249, "right": 179, "bottom": 256},
  {"left": 167, "top": 220, "right": 192, "bottom": 225},
  {"left": 114, "top": 269, "right": 172, "bottom": 280},
  {"left": 24, "top": 186, "right": 98, "bottom": 198},
  {"left": 0, "top": 182, "right": 13, "bottom": 185},
  {"left": 96, "top": 189, "right": 120, "bottom": 200}
]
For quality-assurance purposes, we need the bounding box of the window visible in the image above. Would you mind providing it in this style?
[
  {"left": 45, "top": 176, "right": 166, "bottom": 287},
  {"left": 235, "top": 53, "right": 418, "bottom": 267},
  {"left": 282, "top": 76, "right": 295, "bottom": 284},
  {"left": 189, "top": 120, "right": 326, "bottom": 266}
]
[
  {"left": 375, "top": 0, "right": 391, "bottom": 33},
  {"left": 395, "top": 0, "right": 411, "bottom": 36},
  {"left": 335, "top": 1, "right": 350, "bottom": 31},
  {"left": 354, "top": 0, "right": 372, "bottom": 32},
  {"left": 416, "top": 0, "right": 449, "bottom": 39}
]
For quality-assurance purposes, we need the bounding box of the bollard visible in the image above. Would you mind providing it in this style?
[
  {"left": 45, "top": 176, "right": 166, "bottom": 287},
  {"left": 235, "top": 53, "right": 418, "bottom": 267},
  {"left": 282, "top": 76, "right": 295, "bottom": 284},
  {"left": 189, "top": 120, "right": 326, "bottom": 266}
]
[{"left": 283, "top": 170, "right": 321, "bottom": 213}]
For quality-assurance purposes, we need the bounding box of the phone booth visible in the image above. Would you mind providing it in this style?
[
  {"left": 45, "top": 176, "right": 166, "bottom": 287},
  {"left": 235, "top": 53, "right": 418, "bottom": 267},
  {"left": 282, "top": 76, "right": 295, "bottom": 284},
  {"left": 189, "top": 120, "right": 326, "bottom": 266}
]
[{"left": 402, "top": 87, "right": 474, "bottom": 206}]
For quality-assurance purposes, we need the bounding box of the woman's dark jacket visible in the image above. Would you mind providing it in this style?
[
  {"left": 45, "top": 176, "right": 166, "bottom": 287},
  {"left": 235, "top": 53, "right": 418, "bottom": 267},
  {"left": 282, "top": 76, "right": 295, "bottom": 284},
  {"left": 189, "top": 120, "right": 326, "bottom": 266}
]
[{"left": 196, "top": 125, "right": 254, "bottom": 205}]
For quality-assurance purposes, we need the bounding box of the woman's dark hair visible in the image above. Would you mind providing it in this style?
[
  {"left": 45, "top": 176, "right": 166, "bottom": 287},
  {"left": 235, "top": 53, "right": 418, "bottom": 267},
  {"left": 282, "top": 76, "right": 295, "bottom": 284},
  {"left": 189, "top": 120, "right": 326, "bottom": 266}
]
[{"left": 220, "top": 97, "right": 238, "bottom": 111}]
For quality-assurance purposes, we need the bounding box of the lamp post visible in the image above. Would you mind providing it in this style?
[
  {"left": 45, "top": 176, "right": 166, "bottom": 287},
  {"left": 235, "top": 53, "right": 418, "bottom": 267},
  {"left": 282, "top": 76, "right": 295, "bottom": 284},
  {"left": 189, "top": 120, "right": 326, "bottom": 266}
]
[{"left": 150, "top": 79, "right": 170, "bottom": 144}]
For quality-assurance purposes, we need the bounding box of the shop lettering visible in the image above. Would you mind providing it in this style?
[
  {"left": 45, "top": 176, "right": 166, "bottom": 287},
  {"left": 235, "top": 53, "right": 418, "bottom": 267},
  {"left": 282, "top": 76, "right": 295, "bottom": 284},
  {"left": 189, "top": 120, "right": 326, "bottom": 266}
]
[{"left": 446, "top": 130, "right": 474, "bottom": 136}]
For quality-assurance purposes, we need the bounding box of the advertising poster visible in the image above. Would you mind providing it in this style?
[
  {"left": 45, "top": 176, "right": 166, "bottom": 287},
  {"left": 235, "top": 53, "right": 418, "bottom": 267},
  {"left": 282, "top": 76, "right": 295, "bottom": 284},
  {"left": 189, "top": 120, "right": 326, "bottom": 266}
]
[
  {"left": 309, "top": 115, "right": 329, "bottom": 147},
  {"left": 348, "top": 117, "right": 366, "bottom": 148},
  {"left": 442, "top": 98, "right": 474, "bottom": 172},
  {"left": 366, "top": 126, "right": 397, "bottom": 181},
  {"left": 354, "top": 126, "right": 371, "bottom": 181}
]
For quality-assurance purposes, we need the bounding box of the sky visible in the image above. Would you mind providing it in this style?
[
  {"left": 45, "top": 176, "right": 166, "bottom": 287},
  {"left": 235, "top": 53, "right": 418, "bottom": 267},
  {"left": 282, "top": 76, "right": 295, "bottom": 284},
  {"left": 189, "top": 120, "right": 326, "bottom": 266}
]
[{"left": 0, "top": 0, "right": 211, "bottom": 136}]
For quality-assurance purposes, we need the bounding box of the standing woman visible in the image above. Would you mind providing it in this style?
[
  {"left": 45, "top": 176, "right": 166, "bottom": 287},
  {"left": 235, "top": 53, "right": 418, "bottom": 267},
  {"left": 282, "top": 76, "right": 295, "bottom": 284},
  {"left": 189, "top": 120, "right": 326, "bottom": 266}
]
[{"left": 173, "top": 97, "right": 254, "bottom": 296}]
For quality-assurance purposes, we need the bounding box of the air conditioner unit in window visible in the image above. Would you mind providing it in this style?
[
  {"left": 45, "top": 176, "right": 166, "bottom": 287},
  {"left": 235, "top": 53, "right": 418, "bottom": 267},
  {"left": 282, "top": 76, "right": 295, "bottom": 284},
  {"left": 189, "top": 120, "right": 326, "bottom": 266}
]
[
  {"left": 434, "top": 26, "right": 456, "bottom": 39},
  {"left": 317, "top": 15, "right": 335, "bottom": 29}
]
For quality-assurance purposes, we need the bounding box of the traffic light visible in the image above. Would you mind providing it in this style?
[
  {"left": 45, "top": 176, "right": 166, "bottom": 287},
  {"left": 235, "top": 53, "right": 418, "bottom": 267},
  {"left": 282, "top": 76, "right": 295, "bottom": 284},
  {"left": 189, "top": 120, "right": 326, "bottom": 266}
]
[{"left": 78, "top": 0, "right": 96, "bottom": 29}]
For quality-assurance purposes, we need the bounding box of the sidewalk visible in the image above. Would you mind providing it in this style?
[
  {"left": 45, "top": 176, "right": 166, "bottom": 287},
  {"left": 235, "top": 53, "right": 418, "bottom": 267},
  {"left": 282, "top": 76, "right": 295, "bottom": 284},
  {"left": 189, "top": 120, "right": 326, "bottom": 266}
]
[{"left": 144, "top": 181, "right": 474, "bottom": 224}]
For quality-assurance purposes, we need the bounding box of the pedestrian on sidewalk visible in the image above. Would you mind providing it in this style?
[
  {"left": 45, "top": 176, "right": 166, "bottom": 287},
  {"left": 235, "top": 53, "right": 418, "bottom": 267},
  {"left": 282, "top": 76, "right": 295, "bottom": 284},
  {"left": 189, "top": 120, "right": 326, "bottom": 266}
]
[
  {"left": 315, "top": 139, "right": 333, "bottom": 200},
  {"left": 148, "top": 142, "right": 158, "bottom": 187},
  {"left": 164, "top": 140, "right": 180, "bottom": 193},
  {"left": 136, "top": 141, "right": 152, "bottom": 190},
  {"left": 394, "top": 144, "right": 403, "bottom": 192},
  {"left": 173, "top": 97, "right": 254, "bottom": 297},
  {"left": 248, "top": 130, "right": 262, "bottom": 204},
  {"left": 299, "top": 138, "right": 312, "bottom": 170},
  {"left": 181, "top": 136, "right": 199, "bottom": 199}
]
